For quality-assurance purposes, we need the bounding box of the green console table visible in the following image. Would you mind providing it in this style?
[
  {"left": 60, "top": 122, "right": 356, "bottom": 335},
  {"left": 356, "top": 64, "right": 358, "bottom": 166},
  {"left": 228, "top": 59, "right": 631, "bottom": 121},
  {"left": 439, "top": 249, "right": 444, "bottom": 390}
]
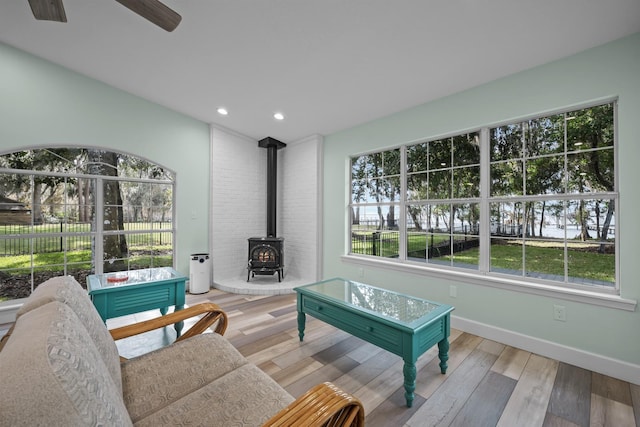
[
  {"left": 295, "top": 278, "right": 454, "bottom": 408},
  {"left": 87, "top": 267, "right": 187, "bottom": 337}
]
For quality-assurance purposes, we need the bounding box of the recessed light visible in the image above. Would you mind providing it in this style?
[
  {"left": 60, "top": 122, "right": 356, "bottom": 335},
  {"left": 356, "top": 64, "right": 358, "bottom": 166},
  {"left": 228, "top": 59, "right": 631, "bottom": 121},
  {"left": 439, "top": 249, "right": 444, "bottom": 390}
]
[
  {"left": 217, "top": 107, "right": 228, "bottom": 116},
  {"left": 273, "top": 112, "right": 285, "bottom": 121}
]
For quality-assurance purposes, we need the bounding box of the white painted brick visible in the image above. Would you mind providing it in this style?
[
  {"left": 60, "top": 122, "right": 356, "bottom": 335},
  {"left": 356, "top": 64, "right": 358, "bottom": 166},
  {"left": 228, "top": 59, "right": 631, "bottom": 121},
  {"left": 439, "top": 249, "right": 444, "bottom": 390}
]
[{"left": 210, "top": 128, "right": 322, "bottom": 284}]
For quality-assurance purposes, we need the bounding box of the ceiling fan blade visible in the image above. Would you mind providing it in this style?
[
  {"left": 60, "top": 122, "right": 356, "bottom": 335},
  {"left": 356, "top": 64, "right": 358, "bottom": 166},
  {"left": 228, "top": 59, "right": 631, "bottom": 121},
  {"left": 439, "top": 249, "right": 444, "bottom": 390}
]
[
  {"left": 114, "top": 0, "right": 181, "bottom": 32},
  {"left": 28, "top": 0, "right": 67, "bottom": 22}
]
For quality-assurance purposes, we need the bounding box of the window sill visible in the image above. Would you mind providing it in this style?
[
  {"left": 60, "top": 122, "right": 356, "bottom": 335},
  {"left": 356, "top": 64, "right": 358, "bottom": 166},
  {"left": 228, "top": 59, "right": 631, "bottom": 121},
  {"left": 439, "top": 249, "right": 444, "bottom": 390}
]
[{"left": 341, "top": 255, "right": 637, "bottom": 312}]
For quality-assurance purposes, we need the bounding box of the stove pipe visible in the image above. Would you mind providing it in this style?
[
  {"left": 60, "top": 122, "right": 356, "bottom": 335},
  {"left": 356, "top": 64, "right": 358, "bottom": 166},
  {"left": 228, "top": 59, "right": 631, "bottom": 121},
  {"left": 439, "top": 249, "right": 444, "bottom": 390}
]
[{"left": 258, "top": 137, "right": 286, "bottom": 237}]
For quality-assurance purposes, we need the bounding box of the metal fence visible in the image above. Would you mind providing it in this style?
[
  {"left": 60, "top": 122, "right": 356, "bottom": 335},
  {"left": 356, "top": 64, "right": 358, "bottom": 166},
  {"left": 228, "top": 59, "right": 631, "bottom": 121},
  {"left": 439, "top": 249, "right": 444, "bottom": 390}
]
[
  {"left": 0, "top": 222, "right": 172, "bottom": 256},
  {"left": 352, "top": 227, "right": 480, "bottom": 258}
]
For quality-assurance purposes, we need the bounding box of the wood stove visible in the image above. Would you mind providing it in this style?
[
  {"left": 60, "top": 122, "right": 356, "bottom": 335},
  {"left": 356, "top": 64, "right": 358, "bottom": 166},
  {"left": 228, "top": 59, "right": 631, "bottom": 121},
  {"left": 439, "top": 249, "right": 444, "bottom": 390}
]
[
  {"left": 247, "top": 236, "right": 284, "bottom": 281},
  {"left": 247, "top": 137, "right": 286, "bottom": 282}
]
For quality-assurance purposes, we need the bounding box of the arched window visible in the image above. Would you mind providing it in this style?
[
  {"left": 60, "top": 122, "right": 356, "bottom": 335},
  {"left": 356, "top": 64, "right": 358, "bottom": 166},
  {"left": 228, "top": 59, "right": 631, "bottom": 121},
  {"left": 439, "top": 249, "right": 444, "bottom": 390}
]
[{"left": 0, "top": 148, "right": 175, "bottom": 302}]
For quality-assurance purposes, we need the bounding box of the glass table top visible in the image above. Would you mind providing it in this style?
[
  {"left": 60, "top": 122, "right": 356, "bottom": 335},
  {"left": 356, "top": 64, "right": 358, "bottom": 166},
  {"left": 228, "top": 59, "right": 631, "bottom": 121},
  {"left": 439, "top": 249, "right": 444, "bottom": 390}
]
[
  {"left": 296, "top": 278, "right": 445, "bottom": 325},
  {"left": 88, "top": 267, "right": 183, "bottom": 290}
]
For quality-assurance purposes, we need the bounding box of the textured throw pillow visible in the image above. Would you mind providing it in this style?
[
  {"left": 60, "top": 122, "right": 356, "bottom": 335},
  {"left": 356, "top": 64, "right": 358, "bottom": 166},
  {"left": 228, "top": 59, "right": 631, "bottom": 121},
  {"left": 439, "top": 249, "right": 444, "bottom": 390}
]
[
  {"left": 15, "top": 275, "right": 123, "bottom": 393},
  {"left": 0, "top": 301, "right": 132, "bottom": 426}
]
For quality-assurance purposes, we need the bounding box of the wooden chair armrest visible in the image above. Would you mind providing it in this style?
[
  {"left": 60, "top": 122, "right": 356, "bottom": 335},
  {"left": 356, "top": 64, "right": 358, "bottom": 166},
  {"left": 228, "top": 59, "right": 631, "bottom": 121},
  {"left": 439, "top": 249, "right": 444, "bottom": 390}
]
[
  {"left": 262, "top": 382, "right": 364, "bottom": 427},
  {"left": 109, "top": 302, "right": 228, "bottom": 342},
  {"left": 0, "top": 324, "right": 16, "bottom": 352}
]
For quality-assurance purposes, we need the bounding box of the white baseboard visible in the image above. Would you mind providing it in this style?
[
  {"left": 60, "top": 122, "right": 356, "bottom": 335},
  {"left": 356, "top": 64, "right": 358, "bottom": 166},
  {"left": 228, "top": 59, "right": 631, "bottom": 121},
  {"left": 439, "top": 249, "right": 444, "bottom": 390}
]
[{"left": 451, "top": 315, "right": 640, "bottom": 386}]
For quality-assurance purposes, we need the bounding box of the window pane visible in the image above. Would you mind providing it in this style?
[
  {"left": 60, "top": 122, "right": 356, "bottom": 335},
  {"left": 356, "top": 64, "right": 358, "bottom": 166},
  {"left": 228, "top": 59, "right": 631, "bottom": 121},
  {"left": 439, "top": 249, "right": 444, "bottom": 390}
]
[
  {"left": 407, "top": 143, "right": 428, "bottom": 173},
  {"left": 428, "top": 138, "right": 451, "bottom": 170},
  {"left": 567, "top": 104, "right": 614, "bottom": 150},
  {"left": 128, "top": 234, "right": 173, "bottom": 269},
  {"left": 567, "top": 151, "right": 614, "bottom": 193},
  {"left": 524, "top": 114, "right": 564, "bottom": 157},
  {"left": 407, "top": 172, "right": 427, "bottom": 201},
  {"left": 407, "top": 229, "right": 428, "bottom": 261},
  {"left": 352, "top": 179, "right": 367, "bottom": 203},
  {"left": 567, "top": 241, "right": 615, "bottom": 286},
  {"left": 491, "top": 160, "right": 524, "bottom": 196},
  {"left": 428, "top": 232, "right": 450, "bottom": 266},
  {"left": 453, "top": 203, "right": 480, "bottom": 233},
  {"left": 428, "top": 170, "right": 451, "bottom": 199},
  {"left": 406, "top": 204, "right": 427, "bottom": 261},
  {"left": 490, "top": 202, "right": 524, "bottom": 237},
  {"left": 351, "top": 205, "right": 400, "bottom": 257},
  {"left": 65, "top": 236, "right": 93, "bottom": 271},
  {"left": 0, "top": 173, "right": 33, "bottom": 232},
  {"left": 351, "top": 155, "right": 369, "bottom": 181},
  {"left": 368, "top": 153, "right": 383, "bottom": 176},
  {"left": 525, "top": 156, "right": 564, "bottom": 196},
  {"left": 453, "top": 133, "right": 480, "bottom": 166},
  {"left": 491, "top": 123, "right": 523, "bottom": 162},
  {"left": 431, "top": 205, "right": 451, "bottom": 233},
  {"left": 564, "top": 199, "right": 615, "bottom": 241},
  {"left": 352, "top": 153, "right": 376, "bottom": 179},
  {"left": 490, "top": 238, "right": 523, "bottom": 276},
  {"left": 524, "top": 240, "right": 564, "bottom": 281},
  {"left": 453, "top": 166, "right": 480, "bottom": 198},
  {"left": 523, "top": 200, "right": 564, "bottom": 239},
  {"left": 450, "top": 203, "right": 479, "bottom": 269}
]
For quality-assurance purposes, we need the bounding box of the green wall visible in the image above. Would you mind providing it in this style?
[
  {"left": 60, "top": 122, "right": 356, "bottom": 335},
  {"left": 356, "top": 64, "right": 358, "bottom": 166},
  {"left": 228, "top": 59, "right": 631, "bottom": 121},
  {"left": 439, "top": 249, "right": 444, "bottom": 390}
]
[
  {"left": 0, "top": 42, "right": 211, "bottom": 276},
  {"left": 323, "top": 33, "right": 640, "bottom": 367}
]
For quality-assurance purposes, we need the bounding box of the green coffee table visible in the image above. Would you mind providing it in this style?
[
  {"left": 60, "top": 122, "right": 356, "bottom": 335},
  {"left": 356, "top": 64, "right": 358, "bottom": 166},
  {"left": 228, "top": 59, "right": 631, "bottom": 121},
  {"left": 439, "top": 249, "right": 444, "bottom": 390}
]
[
  {"left": 295, "top": 278, "right": 454, "bottom": 407},
  {"left": 87, "top": 267, "right": 187, "bottom": 337}
]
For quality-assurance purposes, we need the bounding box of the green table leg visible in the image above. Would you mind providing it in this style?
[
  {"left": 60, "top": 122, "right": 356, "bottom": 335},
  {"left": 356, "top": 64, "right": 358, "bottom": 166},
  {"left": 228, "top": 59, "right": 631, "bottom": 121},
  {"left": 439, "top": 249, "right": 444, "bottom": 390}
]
[
  {"left": 297, "top": 311, "right": 306, "bottom": 341},
  {"left": 438, "top": 338, "right": 449, "bottom": 374},
  {"left": 403, "top": 360, "right": 417, "bottom": 407},
  {"left": 175, "top": 305, "right": 184, "bottom": 338}
]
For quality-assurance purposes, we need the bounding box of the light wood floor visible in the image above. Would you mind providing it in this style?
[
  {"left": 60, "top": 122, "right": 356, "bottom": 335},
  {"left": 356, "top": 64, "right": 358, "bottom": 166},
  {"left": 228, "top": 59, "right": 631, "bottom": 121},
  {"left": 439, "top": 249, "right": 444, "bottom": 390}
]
[{"left": 4, "top": 289, "right": 639, "bottom": 426}]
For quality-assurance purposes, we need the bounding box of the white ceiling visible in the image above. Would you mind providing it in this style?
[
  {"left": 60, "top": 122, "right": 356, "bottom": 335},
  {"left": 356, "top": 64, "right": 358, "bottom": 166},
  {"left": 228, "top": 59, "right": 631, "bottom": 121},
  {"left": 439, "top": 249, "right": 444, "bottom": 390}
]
[{"left": 1, "top": 1, "right": 639, "bottom": 143}]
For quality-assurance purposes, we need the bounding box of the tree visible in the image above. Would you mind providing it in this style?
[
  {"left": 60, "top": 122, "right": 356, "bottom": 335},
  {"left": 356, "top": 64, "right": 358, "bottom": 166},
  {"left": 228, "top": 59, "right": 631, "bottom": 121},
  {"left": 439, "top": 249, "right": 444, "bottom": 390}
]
[
  {"left": 554, "top": 104, "right": 615, "bottom": 248},
  {"left": 87, "top": 150, "right": 128, "bottom": 272}
]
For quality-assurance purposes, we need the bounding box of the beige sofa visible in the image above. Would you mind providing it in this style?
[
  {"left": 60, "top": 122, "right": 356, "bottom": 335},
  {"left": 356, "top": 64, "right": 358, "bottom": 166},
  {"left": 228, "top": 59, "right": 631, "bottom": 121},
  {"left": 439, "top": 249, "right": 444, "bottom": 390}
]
[{"left": 0, "top": 276, "right": 363, "bottom": 426}]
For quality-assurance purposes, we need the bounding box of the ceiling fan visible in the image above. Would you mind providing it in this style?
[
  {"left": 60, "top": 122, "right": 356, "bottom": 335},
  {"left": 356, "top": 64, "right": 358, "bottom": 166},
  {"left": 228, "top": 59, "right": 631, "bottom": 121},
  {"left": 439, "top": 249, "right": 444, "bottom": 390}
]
[{"left": 27, "top": 0, "right": 182, "bottom": 32}]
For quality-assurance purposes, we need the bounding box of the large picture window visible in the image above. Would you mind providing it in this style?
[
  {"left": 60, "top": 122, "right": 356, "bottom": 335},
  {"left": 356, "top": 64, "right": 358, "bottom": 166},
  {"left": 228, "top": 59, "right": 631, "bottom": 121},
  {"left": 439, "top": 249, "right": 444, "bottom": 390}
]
[
  {"left": 0, "top": 148, "right": 175, "bottom": 302},
  {"left": 349, "top": 101, "right": 617, "bottom": 293}
]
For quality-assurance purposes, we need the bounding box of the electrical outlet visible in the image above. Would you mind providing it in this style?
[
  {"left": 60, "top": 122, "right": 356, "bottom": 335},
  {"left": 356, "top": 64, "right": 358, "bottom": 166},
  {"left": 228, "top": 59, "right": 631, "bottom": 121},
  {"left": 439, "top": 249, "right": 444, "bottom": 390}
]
[
  {"left": 553, "top": 305, "right": 566, "bottom": 321},
  {"left": 449, "top": 285, "right": 457, "bottom": 298}
]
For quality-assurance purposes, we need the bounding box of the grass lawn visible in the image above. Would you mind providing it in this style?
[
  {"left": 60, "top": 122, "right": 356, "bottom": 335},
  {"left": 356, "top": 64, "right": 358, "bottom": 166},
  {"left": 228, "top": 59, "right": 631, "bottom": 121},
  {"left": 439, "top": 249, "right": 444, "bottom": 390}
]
[{"left": 352, "top": 233, "right": 615, "bottom": 284}]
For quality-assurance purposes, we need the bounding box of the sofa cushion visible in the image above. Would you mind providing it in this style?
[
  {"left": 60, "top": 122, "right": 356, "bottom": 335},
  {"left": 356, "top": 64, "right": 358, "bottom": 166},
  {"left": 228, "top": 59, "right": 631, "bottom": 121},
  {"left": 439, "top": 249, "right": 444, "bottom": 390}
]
[
  {"left": 133, "top": 363, "right": 295, "bottom": 427},
  {"left": 15, "top": 275, "right": 123, "bottom": 393},
  {"left": 121, "top": 333, "right": 248, "bottom": 422},
  {"left": 0, "top": 301, "right": 132, "bottom": 427}
]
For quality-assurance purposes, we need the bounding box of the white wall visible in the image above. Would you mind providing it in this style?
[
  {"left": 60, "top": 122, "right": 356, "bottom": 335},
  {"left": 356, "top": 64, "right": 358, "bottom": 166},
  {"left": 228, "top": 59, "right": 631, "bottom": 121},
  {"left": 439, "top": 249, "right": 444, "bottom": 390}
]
[
  {"left": 210, "top": 126, "right": 266, "bottom": 280},
  {"left": 280, "top": 135, "right": 323, "bottom": 281}
]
